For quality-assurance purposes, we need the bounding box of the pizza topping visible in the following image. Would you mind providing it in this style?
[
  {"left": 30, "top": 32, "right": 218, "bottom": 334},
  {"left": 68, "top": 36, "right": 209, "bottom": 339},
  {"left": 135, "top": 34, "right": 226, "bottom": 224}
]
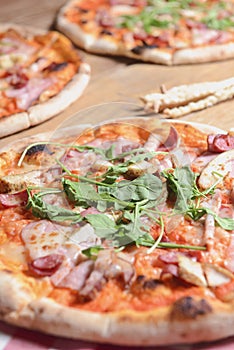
[
  {"left": 198, "top": 149, "right": 234, "bottom": 189},
  {"left": 203, "top": 263, "right": 233, "bottom": 287},
  {"left": 191, "top": 28, "right": 221, "bottom": 46},
  {"left": 66, "top": 223, "right": 101, "bottom": 250},
  {"left": 57, "top": 260, "right": 94, "bottom": 290},
  {"left": 0, "top": 190, "right": 28, "bottom": 207},
  {"left": 96, "top": 0, "right": 234, "bottom": 38},
  {"left": 21, "top": 220, "right": 68, "bottom": 260},
  {"left": 191, "top": 152, "right": 217, "bottom": 173},
  {"left": 0, "top": 33, "right": 36, "bottom": 57},
  {"left": 95, "top": 249, "right": 134, "bottom": 283},
  {"left": 0, "top": 170, "right": 43, "bottom": 193},
  {"left": 159, "top": 126, "right": 179, "bottom": 151},
  {"left": 28, "top": 253, "right": 64, "bottom": 277},
  {"left": 80, "top": 249, "right": 134, "bottom": 298},
  {"left": 178, "top": 255, "right": 207, "bottom": 287},
  {"left": 15, "top": 127, "right": 233, "bottom": 259},
  {"left": 6, "top": 71, "right": 29, "bottom": 89},
  {"left": 208, "top": 134, "right": 234, "bottom": 153},
  {"left": 5, "top": 77, "right": 53, "bottom": 110}
]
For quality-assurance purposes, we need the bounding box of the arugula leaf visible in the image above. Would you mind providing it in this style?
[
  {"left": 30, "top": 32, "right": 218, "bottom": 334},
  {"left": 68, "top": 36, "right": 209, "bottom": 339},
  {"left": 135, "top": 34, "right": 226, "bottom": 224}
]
[
  {"left": 113, "top": 174, "right": 163, "bottom": 202},
  {"left": 205, "top": 208, "right": 234, "bottom": 231},
  {"left": 201, "top": 2, "right": 234, "bottom": 30},
  {"left": 162, "top": 166, "right": 194, "bottom": 212},
  {"left": 158, "top": 242, "right": 206, "bottom": 250},
  {"left": 186, "top": 207, "right": 234, "bottom": 231},
  {"left": 82, "top": 246, "right": 104, "bottom": 258},
  {"left": 63, "top": 178, "right": 102, "bottom": 208},
  {"left": 26, "top": 190, "right": 82, "bottom": 223},
  {"left": 85, "top": 213, "right": 117, "bottom": 237},
  {"left": 213, "top": 216, "right": 234, "bottom": 231}
]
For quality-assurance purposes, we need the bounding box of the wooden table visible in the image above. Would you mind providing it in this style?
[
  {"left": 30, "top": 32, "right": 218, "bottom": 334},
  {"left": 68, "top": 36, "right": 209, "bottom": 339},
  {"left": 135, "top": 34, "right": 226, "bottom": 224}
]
[{"left": 0, "top": 0, "right": 234, "bottom": 148}]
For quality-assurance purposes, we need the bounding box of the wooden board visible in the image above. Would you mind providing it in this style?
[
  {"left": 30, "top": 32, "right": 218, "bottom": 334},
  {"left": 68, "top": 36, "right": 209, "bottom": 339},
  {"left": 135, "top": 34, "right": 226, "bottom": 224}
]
[{"left": 0, "top": 0, "right": 234, "bottom": 149}]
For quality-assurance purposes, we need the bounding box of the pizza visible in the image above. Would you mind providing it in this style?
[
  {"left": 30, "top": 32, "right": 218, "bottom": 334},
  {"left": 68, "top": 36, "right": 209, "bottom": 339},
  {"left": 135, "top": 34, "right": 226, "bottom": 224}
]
[
  {"left": 56, "top": 0, "right": 234, "bottom": 65},
  {"left": 0, "top": 116, "right": 234, "bottom": 346},
  {"left": 0, "top": 23, "right": 90, "bottom": 138},
  {"left": 142, "top": 77, "right": 234, "bottom": 118}
]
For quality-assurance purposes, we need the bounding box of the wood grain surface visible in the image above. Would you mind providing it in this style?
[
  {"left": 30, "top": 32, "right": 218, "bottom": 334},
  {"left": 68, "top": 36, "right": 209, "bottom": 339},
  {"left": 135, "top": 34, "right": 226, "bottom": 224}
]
[{"left": 0, "top": 0, "right": 234, "bottom": 148}]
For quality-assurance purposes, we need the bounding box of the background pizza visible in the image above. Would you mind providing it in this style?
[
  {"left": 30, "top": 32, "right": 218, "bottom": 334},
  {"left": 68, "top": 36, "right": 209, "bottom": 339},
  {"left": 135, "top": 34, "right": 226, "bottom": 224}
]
[
  {"left": 0, "top": 23, "right": 90, "bottom": 138},
  {"left": 57, "top": 0, "right": 234, "bottom": 65}
]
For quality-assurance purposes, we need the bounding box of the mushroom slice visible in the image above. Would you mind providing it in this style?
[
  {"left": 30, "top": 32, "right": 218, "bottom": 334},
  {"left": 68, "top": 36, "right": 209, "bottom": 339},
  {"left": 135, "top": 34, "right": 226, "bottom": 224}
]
[
  {"left": 198, "top": 149, "right": 234, "bottom": 189},
  {"left": 203, "top": 263, "right": 233, "bottom": 287},
  {"left": 178, "top": 255, "right": 207, "bottom": 287},
  {"left": 127, "top": 160, "right": 156, "bottom": 177}
]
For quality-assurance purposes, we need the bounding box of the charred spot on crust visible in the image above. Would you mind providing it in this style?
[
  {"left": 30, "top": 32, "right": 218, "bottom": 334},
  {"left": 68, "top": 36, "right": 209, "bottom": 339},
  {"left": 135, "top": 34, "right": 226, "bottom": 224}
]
[
  {"left": 44, "top": 62, "right": 68, "bottom": 72},
  {"left": 100, "top": 29, "right": 113, "bottom": 36},
  {"left": 131, "top": 43, "right": 158, "bottom": 55},
  {"left": 171, "top": 296, "right": 212, "bottom": 320},
  {"left": 142, "top": 279, "right": 163, "bottom": 289},
  {"left": 25, "top": 144, "right": 52, "bottom": 156},
  {"left": 131, "top": 45, "right": 146, "bottom": 55},
  {"left": 131, "top": 275, "right": 163, "bottom": 294},
  {"left": 75, "top": 6, "right": 89, "bottom": 13}
]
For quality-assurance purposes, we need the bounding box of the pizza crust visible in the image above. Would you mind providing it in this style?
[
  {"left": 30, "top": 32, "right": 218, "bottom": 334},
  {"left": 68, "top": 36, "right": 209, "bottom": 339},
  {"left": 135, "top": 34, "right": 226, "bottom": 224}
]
[
  {"left": 0, "top": 113, "right": 30, "bottom": 139},
  {"left": 173, "top": 42, "right": 234, "bottom": 65},
  {"left": 0, "top": 270, "right": 36, "bottom": 316},
  {"left": 0, "top": 23, "right": 90, "bottom": 138},
  {"left": 3, "top": 294, "right": 234, "bottom": 346},
  {"left": 28, "top": 62, "right": 90, "bottom": 127}
]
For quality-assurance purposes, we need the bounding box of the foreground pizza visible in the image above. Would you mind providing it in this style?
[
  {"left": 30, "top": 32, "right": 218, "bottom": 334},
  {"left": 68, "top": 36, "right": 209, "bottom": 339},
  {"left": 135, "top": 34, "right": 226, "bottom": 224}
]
[
  {"left": 57, "top": 0, "right": 234, "bottom": 65},
  {"left": 0, "top": 23, "right": 90, "bottom": 138},
  {"left": 0, "top": 118, "right": 234, "bottom": 346}
]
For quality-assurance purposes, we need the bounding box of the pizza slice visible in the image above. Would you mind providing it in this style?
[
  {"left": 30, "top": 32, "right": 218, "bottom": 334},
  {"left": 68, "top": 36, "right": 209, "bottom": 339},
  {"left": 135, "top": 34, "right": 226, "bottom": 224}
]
[
  {"left": 0, "top": 23, "right": 90, "bottom": 138},
  {"left": 56, "top": 0, "right": 234, "bottom": 65}
]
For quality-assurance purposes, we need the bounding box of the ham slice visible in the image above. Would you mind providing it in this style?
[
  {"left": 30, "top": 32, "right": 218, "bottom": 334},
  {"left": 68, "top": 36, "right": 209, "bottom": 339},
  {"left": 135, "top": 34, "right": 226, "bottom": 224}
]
[
  {"left": 192, "top": 28, "right": 220, "bottom": 46},
  {"left": 6, "top": 77, "right": 53, "bottom": 110},
  {"left": 61, "top": 149, "right": 97, "bottom": 173},
  {"left": 0, "top": 190, "right": 28, "bottom": 207},
  {"left": 21, "top": 221, "right": 101, "bottom": 262},
  {"left": 158, "top": 126, "right": 179, "bottom": 151},
  {"left": 58, "top": 260, "right": 94, "bottom": 290},
  {"left": 29, "top": 254, "right": 64, "bottom": 277},
  {"left": 0, "top": 37, "right": 36, "bottom": 56},
  {"left": 208, "top": 134, "right": 234, "bottom": 153},
  {"left": 192, "top": 152, "right": 217, "bottom": 172},
  {"left": 21, "top": 220, "right": 71, "bottom": 260}
]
